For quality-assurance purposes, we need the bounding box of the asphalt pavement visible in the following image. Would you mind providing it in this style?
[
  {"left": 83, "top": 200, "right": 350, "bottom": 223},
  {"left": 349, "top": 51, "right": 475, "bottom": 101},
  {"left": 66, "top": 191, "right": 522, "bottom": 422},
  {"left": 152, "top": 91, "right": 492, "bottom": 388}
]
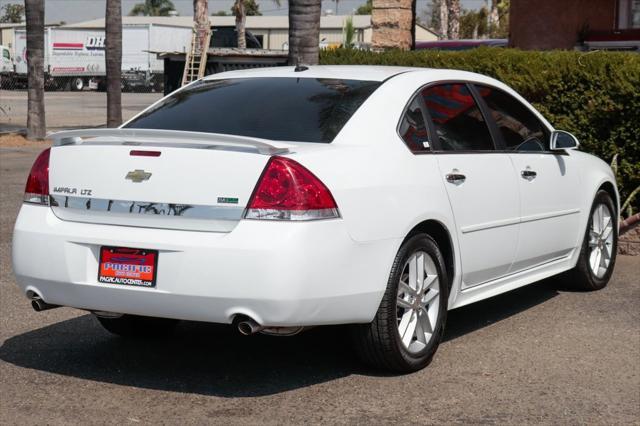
[
  {"left": 0, "top": 146, "right": 639, "bottom": 425},
  {"left": 0, "top": 91, "right": 162, "bottom": 131}
]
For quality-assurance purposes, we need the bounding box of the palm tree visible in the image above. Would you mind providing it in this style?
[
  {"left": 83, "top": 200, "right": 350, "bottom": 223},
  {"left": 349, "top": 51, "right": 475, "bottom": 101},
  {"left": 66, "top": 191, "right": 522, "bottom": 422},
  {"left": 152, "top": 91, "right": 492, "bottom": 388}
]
[
  {"left": 24, "top": 0, "right": 45, "bottom": 140},
  {"left": 232, "top": 0, "right": 246, "bottom": 48},
  {"left": 129, "top": 0, "right": 175, "bottom": 16},
  {"left": 438, "top": 0, "right": 447, "bottom": 38},
  {"left": 233, "top": 0, "right": 279, "bottom": 49},
  {"left": 106, "top": 0, "right": 122, "bottom": 127},
  {"left": 446, "top": 0, "right": 460, "bottom": 39},
  {"left": 288, "top": 0, "right": 321, "bottom": 65},
  {"left": 193, "top": 0, "right": 209, "bottom": 52}
]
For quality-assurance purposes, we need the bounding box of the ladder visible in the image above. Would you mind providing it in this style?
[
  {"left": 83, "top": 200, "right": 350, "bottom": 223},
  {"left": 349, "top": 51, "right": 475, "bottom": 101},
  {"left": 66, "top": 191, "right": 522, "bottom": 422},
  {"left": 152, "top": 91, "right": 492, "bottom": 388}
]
[{"left": 181, "top": 27, "right": 211, "bottom": 86}]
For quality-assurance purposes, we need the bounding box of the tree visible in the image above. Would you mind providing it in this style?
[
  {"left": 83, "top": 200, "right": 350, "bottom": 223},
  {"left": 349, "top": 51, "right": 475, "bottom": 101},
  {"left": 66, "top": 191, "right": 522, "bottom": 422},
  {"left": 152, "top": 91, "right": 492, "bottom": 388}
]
[
  {"left": 243, "top": 0, "right": 262, "bottom": 16},
  {"left": 459, "top": 6, "right": 488, "bottom": 39},
  {"left": 288, "top": 0, "right": 321, "bottom": 65},
  {"left": 488, "top": 0, "right": 499, "bottom": 32},
  {"left": 232, "top": 0, "right": 246, "bottom": 48},
  {"left": 446, "top": 0, "right": 460, "bottom": 39},
  {"left": 193, "top": 0, "right": 209, "bottom": 53},
  {"left": 24, "top": 0, "right": 45, "bottom": 140},
  {"left": 106, "top": 0, "right": 122, "bottom": 127},
  {"left": 439, "top": 0, "right": 448, "bottom": 38},
  {"left": 0, "top": 3, "right": 25, "bottom": 23},
  {"left": 355, "top": 0, "right": 372, "bottom": 15},
  {"left": 129, "top": 0, "right": 175, "bottom": 16},
  {"left": 233, "top": 0, "right": 278, "bottom": 48},
  {"left": 343, "top": 15, "right": 355, "bottom": 47}
]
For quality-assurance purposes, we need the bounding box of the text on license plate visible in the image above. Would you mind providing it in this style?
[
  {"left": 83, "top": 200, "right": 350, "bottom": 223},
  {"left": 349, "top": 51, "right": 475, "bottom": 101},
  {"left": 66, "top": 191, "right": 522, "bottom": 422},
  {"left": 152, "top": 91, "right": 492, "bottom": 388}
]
[{"left": 98, "top": 246, "right": 158, "bottom": 287}]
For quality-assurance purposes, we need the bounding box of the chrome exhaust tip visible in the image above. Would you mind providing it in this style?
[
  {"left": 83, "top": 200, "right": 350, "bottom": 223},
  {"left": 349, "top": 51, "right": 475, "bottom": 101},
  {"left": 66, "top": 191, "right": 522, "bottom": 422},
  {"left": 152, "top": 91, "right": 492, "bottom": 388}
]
[
  {"left": 30, "top": 296, "right": 60, "bottom": 312},
  {"left": 235, "top": 317, "right": 264, "bottom": 335}
]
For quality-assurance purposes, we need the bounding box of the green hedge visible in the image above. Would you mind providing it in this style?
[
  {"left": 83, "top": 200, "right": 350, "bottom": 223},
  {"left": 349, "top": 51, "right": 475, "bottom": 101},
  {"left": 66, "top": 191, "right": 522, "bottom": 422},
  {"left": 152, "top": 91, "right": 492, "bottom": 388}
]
[{"left": 320, "top": 48, "right": 640, "bottom": 210}]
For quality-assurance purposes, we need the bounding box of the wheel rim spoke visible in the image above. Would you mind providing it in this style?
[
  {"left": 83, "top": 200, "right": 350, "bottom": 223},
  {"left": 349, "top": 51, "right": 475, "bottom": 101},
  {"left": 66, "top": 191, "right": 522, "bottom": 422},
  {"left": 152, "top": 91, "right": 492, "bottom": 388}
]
[
  {"left": 420, "top": 306, "right": 433, "bottom": 333},
  {"left": 422, "top": 289, "right": 439, "bottom": 306},
  {"left": 399, "top": 279, "right": 417, "bottom": 297},
  {"left": 401, "top": 311, "right": 417, "bottom": 347},
  {"left": 397, "top": 296, "right": 413, "bottom": 310}
]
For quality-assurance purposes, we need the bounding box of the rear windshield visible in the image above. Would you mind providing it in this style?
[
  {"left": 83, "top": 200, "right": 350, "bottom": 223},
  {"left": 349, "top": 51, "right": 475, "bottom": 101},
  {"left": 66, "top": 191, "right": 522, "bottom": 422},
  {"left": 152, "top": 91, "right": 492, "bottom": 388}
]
[{"left": 125, "top": 77, "right": 381, "bottom": 143}]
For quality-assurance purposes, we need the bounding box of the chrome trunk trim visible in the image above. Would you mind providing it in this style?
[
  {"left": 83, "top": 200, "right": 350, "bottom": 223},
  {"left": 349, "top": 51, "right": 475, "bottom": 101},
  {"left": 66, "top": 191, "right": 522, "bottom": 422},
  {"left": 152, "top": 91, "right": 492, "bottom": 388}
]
[{"left": 50, "top": 195, "right": 244, "bottom": 232}]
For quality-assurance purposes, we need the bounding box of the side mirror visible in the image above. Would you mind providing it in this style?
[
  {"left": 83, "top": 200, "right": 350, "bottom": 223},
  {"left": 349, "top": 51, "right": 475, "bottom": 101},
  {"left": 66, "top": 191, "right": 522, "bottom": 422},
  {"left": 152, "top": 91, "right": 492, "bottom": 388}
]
[{"left": 550, "top": 130, "right": 579, "bottom": 151}]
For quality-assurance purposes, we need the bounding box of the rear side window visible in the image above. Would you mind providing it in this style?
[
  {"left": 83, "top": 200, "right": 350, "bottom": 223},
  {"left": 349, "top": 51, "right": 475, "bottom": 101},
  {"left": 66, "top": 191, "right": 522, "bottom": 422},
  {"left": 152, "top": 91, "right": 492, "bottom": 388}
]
[
  {"left": 399, "top": 96, "right": 430, "bottom": 152},
  {"left": 421, "top": 83, "right": 494, "bottom": 151},
  {"left": 126, "top": 77, "right": 381, "bottom": 143},
  {"left": 474, "top": 85, "right": 549, "bottom": 151}
]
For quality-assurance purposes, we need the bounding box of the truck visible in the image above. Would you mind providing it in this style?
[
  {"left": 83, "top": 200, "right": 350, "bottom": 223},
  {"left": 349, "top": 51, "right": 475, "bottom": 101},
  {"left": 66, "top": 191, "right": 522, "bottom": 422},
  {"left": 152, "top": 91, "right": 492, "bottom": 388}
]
[
  {"left": 1, "top": 45, "right": 13, "bottom": 88},
  {"left": 10, "top": 24, "right": 192, "bottom": 91}
]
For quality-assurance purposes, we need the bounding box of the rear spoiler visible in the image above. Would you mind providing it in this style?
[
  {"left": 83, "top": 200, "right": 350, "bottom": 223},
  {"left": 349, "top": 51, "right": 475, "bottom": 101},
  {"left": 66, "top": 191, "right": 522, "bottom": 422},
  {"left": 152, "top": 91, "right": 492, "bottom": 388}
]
[{"left": 48, "top": 128, "right": 291, "bottom": 155}]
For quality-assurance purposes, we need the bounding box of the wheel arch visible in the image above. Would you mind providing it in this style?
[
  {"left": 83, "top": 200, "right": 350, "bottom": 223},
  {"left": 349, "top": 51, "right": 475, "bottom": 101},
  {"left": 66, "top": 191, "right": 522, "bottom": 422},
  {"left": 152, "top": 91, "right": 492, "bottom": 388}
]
[
  {"left": 598, "top": 180, "right": 619, "bottom": 217},
  {"left": 404, "top": 219, "right": 455, "bottom": 291}
]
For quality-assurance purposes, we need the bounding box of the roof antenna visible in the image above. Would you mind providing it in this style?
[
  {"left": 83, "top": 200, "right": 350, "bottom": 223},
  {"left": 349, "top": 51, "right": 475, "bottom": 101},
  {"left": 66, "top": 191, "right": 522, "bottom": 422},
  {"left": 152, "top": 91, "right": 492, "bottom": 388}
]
[{"left": 294, "top": 49, "right": 308, "bottom": 72}]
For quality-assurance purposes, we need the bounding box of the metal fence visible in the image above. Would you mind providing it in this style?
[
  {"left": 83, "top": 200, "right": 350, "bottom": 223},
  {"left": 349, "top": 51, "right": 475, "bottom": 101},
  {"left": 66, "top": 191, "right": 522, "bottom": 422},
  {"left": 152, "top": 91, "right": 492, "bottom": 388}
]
[{"left": 0, "top": 74, "right": 163, "bottom": 93}]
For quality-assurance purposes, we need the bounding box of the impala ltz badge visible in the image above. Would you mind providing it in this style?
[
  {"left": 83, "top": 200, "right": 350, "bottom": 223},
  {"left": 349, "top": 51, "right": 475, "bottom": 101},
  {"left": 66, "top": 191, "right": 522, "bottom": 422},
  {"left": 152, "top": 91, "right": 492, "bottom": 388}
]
[{"left": 125, "top": 169, "right": 152, "bottom": 183}]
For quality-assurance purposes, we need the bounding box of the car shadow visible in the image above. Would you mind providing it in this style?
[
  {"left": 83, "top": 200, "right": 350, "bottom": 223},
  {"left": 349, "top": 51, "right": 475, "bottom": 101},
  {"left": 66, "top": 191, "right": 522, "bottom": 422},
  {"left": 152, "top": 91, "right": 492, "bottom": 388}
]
[{"left": 0, "top": 279, "right": 560, "bottom": 397}]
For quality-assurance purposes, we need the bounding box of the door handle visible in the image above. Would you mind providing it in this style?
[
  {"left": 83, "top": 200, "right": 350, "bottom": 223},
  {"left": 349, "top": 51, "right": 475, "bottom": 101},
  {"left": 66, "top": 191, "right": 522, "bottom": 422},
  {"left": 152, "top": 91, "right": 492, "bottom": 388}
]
[
  {"left": 446, "top": 171, "right": 466, "bottom": 184},
  {"left": 521, "top": 169, "right": 537, "bottom": 180}
]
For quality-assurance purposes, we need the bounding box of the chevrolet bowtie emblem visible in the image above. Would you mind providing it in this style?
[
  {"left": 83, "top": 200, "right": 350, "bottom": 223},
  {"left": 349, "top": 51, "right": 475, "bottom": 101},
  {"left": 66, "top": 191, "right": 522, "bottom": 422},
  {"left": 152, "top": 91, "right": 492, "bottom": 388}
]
[{"left": 125, "top": 169, "right": 152, "bottom": 183}]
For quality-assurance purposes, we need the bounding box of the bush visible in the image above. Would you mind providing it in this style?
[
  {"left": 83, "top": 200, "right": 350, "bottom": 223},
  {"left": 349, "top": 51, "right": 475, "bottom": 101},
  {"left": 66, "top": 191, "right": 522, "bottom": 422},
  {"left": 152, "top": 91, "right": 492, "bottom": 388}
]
[{"left": 320, "top": 48, "right": 640, "bottom": 210}]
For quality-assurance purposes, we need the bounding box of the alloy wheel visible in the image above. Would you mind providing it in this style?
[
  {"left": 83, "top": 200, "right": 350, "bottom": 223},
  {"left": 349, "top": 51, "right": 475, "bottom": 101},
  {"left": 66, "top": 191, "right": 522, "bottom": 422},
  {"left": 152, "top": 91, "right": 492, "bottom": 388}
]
[
  {"left": 396, "top": 251, "right": 441, "bottom": 354},
  {"left": 588, "top": 203, "right": 614, "bottom": 278}
]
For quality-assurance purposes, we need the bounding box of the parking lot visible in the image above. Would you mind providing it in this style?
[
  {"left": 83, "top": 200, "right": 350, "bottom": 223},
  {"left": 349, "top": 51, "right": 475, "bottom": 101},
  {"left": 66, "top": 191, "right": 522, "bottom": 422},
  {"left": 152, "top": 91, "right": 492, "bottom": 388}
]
[
  {"left": 0, "top": 90, "right": 162, "bottom": 131},
  {"left": 0, "top": 143, "right": 638, "bottom": 424}
]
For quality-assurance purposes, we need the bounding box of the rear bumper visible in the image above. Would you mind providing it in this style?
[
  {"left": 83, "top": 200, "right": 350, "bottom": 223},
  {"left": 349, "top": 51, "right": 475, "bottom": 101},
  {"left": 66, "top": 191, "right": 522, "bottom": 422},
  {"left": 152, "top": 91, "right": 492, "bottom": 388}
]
[{"left": 12, "top": 204, "right": 397, "bottom": 326}]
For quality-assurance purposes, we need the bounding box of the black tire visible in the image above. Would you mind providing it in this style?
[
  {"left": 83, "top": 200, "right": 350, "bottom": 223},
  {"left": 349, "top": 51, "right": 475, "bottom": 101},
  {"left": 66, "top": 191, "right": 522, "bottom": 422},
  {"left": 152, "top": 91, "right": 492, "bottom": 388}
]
[
  {"left": 95, "top": 314, "right": 179, "bottom": 338},
  {"left": 565, "top": 190, "right": 618, "bottom": 291},
  {"left": 351, "top": 234, "right": 449, "bottom": 373},
  {"left": 71, "top": 77, "right": 84, "bottom": 91}
]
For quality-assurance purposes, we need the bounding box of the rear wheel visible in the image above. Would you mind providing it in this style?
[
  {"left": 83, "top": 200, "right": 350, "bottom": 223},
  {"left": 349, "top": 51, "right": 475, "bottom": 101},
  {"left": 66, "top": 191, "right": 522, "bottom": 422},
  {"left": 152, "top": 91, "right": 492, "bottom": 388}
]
[
  {"left": 71, "top": 77, "right": 84, "bottom": 91},
  {"left": 351, "top": 234, "right": 448, "bottom": 372},
  {"left": 566, "top": 190, "right": 617, "bottom": 290},
  {"left": 95, "top": 314, "right": 179, "bottom": 338}
]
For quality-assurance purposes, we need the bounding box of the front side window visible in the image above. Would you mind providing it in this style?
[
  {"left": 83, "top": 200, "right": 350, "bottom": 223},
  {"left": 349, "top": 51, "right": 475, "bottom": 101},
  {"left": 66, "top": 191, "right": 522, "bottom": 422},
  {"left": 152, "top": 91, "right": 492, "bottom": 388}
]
[
  {"left": 399, "top": 96, "right": 430, "bottom": 152},
  {"left": 421, "top": 83, "right": 494, "bottom": 151},
  {"left": 2, "top": 49, "right": 9, "bottom": 60},
  {"left": 474, "top": 85, "right": 549, "bottom": 152},
  {"left": 126, "top": 77, "right": 381, "bottom": 143}
]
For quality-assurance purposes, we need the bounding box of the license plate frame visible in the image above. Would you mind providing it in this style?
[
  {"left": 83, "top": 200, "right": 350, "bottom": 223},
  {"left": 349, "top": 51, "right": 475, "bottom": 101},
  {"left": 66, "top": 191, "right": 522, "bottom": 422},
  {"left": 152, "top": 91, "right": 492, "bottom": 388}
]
[{"left": 98, "top": 246, "right": 158, "bottom": 288}]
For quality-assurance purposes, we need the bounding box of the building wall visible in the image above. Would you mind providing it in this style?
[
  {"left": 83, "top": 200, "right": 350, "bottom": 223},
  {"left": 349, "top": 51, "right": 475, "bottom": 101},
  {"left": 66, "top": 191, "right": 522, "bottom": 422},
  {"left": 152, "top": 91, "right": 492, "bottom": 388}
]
[
  {"left": 249, "top": 28, "right": 368, "bottom": 49},
  {"left": 415, "top": 26, "right": 439, "bottom": 42},
  {"left": 510, "top": 0, "right": 617, "bottom": 49}
]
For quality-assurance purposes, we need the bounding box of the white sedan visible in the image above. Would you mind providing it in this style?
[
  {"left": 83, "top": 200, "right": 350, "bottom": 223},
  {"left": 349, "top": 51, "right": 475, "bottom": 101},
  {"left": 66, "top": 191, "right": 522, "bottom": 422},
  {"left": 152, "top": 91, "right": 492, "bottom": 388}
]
[{"left": 13, "top": 66, "right": 619, "bottom": 372}]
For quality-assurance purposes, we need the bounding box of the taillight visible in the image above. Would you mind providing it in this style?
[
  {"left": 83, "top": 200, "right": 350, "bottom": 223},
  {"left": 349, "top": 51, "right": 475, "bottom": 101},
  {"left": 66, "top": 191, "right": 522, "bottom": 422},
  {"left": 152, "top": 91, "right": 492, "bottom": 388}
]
[
  {"left": 24, "top": 148, "right": 51, "bottom": 205},
  {"left": 244, "top": 156, "right": 340, "bottom": 221}
]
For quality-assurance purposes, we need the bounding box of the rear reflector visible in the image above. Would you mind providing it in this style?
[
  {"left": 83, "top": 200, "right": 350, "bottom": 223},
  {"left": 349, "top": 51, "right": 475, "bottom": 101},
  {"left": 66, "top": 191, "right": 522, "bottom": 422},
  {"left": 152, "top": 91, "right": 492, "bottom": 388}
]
[
  {"left": 24, "top": 148, "right": 51, "bottom": 205},
  {"left": 244, "top": 156, "right": 339, "bottom": 221},
  {"left": 130, "top": 150, "right": 161, "bottom": 157}
]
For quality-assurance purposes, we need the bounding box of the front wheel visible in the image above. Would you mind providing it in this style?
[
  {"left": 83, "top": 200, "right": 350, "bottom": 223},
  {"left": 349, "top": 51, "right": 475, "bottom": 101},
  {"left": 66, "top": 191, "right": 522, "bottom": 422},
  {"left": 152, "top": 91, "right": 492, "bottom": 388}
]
[
  {"left": 351, "top": 234, "right": 449, "bottom": 373},
  {"left": 566, "top": 190, "right": 618, "bottom": 290}
]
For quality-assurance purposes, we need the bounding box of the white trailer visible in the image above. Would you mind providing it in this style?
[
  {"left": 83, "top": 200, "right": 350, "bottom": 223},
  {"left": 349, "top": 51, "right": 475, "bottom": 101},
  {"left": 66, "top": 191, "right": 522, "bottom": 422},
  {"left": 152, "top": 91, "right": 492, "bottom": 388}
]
[{"left": 11, "top": 24, "right": 191, "bottom": 91}]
